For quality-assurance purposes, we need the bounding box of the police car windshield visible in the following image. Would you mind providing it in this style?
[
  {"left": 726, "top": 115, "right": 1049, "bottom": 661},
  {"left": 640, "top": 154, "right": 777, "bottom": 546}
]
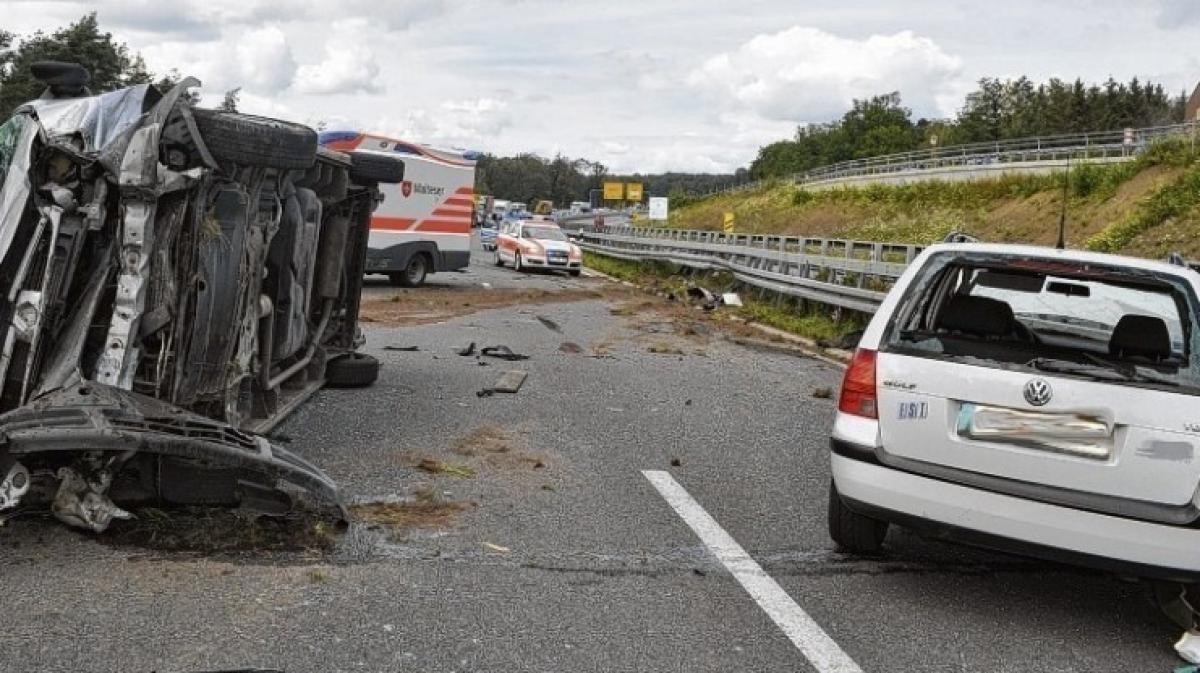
[{"left": 523, "top": 226, "right": 566, "bottom": 241}]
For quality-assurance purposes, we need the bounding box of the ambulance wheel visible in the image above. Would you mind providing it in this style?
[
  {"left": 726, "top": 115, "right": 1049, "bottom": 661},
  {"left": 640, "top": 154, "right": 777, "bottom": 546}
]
[
  {"left": 325, "top": 353, "right": 379, "bottom": 388},
  {"left": 513, "top": 254, "right": 523, "bottom": 272},
  {"left": 494, "top": 250, "right": 504, "bottom": 267},
  {"left": 394, "top": 254, "right": 428, "bottom": 287}
]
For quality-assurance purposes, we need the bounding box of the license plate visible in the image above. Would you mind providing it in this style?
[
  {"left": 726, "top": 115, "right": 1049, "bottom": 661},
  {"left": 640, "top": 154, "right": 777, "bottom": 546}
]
[{"left": 956, "top": 403, "right": 1112, "bottom": 459}]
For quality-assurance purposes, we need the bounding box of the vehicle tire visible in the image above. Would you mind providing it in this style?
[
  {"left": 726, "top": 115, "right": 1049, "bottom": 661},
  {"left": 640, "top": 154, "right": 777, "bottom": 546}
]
[
  {"left": 324, "top": 353, "right": 380, "bottom": 388},
  {"left": 569, "top": 269, "right": 581, "bottom": 277},
  {"left": 191, "top": 108, "right": 317, "bottom": 170},
  {"left": 396, "top": 254, "right": 428, "bottom": 287},
  {"left": 348, "top": 151, "right": 406, "bottom": 184},
  {"left": 514, "top": 253, "right": 523, "bottom": 272},
  {"left": 828, "top": 481, "right": 888, "bottom": 553},
  {"left": 494, "top": 250, "right": 504, "bottom": 267}
]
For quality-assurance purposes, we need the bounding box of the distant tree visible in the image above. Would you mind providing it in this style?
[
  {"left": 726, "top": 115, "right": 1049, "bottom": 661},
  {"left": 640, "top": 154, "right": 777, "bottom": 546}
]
[
  {"left": 154, "top": 68, "right": 200, "bottom": 105},
  {"left": 219, "top": 87, "right": 241, "bottom": 113},
  {"left": 0, "top": 13, "right": 155, "bottom": 120}
]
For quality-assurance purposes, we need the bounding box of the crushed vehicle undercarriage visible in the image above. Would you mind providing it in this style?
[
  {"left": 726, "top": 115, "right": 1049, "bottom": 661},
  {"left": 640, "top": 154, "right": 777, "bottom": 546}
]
[{"left": 0, "top": 63, "right": 402, "bottom": 531}]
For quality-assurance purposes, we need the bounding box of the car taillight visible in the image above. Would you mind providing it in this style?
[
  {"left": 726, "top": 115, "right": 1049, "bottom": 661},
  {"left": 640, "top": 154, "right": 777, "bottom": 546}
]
[{"left": 838, "top": 348, "right": 878, "bottom": 419}]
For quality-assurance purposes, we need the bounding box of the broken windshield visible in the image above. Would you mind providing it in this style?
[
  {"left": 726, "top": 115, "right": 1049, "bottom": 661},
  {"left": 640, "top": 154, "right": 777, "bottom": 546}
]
[{"left": 0, "top": 115, "right": 28, "bottom": 194}]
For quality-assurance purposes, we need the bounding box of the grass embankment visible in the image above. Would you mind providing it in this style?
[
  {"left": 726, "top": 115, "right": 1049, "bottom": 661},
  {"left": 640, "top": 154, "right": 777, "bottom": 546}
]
[
  {"left": 584, "top": 251, "right": 858, "bottom": 343},
  {"left": 667, "top": 137, "right": 1200, "bottom": 258}
]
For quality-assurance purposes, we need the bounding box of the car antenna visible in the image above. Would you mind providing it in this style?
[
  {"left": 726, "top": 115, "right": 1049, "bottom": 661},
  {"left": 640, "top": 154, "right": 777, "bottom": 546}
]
[{"left": 1055, "top": 152, "right": 1070, "bottom": 250}]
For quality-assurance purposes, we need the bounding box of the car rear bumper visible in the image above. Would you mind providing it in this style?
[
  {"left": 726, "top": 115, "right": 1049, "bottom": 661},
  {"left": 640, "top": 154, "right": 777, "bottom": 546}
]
[{"left": 831, "top": 450, "right": 1200, "bottom": 581}]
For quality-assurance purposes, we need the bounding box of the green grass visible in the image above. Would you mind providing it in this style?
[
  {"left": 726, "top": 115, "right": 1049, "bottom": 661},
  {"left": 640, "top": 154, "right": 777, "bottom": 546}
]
[
  {"left": 1086, "top": 162, "right": 1200, "bottom": 252},
  {"left": 584, "top": 250, "right": 861, "bottom": 342},
  {"left": 739, "top": 297, "right": 857, "bottom": 343}
]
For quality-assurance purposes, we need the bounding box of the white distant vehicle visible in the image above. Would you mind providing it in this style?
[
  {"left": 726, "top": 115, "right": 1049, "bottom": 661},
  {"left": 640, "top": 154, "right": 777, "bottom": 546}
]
[
  {"left": 569, "top": 200, "right": 592, "bottom": 214},
  {"left": 829, "top": 242, "right": 1200, "bottom": 583},
  {"left": 321, "top": 131, "right": 477, "bottom": 287}
]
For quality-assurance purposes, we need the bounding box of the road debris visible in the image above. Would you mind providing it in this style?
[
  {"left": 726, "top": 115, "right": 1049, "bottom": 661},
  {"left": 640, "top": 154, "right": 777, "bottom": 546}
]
[
  {"left": 482, "top": 541, "right": 511, "bottom": 553},
  {"left": 349, "top": 493, "right": 473, "bottom": 532},
  {"left": 454, "top": 426, "right": 513, "bottom": 455},
  {"left": 670, "top": 458, "right": 683, "bottom": 467},
  {"left": 722, "top": 292, "right": 743, "bottom": 307},
  {"left": 536, "top": 315, "right": 562, "bottom": 332},
  {"left": 383, "top": 345, "right": 420, "bottom": 351},
  {"left": 493, "top": 370, "right": 529, "bottom": 393},
  {"left": 456, "top": 342, "right": 477, "bottom": 356},
  {"left": 477, "top": 389, "right": 495, "bottom": 398},
  {"left": 416, "top": 458, "right": 476, "bottom": 478},
  {"left": 558, "top": 342, "right": 583, "bottom": 354},
  {"left": 481, "top": 345, "right": 531, "bottom": 361},
  {"left": 648, "top": 343, "right": 685, "bottom": 355},
  {"left": 812, "top": 386, "right": 834, "bottom": 399}
]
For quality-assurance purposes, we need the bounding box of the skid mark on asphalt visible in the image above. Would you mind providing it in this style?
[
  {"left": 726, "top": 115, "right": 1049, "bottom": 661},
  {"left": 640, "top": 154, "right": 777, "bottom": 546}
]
[{"left": 643, "top": 469, "right": 864, "bottom": 673}]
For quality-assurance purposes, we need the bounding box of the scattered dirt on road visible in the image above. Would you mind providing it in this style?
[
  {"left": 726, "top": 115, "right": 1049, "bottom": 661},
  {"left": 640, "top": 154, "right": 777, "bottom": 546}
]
[
  {"left": 360, "top": 287, "right": 619, "bottom": 325},
  {"left": 104, "top": 506, "right": 343, "bottom": 554},
  {"left": 350, "top": 491, "right": 474, "bottom": 531},
  {"left": 415, "top": 457, "right": 476, "bottom": 478},
  {"left": 453, "top": 425, "right": 514, "bottom": 456}
]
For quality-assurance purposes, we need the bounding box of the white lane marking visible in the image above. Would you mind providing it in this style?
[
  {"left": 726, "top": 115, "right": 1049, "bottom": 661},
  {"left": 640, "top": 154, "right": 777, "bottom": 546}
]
[{"left": 643, "top": 470, "right": 864, "bottom": 673}]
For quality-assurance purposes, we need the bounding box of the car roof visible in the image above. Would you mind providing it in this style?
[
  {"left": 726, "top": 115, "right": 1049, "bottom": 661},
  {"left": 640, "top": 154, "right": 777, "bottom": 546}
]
[{"left": 924, "top": 243, "right": 1198, "bottom": 279}]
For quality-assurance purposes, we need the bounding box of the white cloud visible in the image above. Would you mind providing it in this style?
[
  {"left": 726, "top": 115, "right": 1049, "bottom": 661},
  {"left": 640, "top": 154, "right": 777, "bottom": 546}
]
[
  {"left": 688, "top": 26, "right": 964, "bottom": 122},
  {"left": 358, "top": 96, "right": 512, "bottom": 149},
  {"left": 1157, "top": 0, "right": 1200, "bottom": 28},
  {"left": 293, "top": 20, "right": 384, "bottom": 95},
  {"left": 235, "top": 26, "right": 298, "bottom": 93}
]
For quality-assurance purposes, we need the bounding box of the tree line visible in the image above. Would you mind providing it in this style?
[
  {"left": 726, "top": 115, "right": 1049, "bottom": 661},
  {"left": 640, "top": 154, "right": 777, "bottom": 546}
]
[
  {"left": 0, "top": 13, "right": 238, "bottom": 122},
  {"left": 749, "top": 77, "right": 1188, "bottom": 179},
  {"left": 473, "top": 153, "right": 746, "bottom": 205}
]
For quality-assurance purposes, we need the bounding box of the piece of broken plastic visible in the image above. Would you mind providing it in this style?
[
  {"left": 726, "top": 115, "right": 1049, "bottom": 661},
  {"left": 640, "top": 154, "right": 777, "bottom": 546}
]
[
  {"left": 52, "top": 465, "right": 132, "bottom": 533},
  {"left": 480, "top": 345, "right": 530, "bottom": 361},
  {"left": 722, "top": 292, "right": 743, "bottom": 307},
  {"left": 1178, "top": 631, "right": 1200, "bottom": 664}
]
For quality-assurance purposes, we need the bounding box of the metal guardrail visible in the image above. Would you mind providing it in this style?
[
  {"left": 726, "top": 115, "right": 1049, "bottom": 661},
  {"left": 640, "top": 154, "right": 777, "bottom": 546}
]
[
  {"left": 580, "top": 226, "right": 923, "bottom": 313},
  {"left": 700, "top": 121, "right": 1200, "bottom": 197}
]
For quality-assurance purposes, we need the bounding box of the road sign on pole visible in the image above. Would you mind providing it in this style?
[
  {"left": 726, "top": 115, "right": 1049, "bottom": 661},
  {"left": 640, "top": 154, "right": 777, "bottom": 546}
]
[
  {"left": 723, "top": 212, "right": 735, "bottom": 233},
  {"left": 648, "top": 197, "right": 668, "bottom": 221},
  {"left": 625, "top": 183, "right": 644, "bottom": 202},
  {"left": 602, "top": 182, "right": 624, "bottom": 201}
]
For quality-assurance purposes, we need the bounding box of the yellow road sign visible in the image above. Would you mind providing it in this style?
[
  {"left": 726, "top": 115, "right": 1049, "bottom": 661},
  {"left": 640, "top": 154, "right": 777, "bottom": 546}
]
[
  {"left": 603, "top": 182, "right": 624, "bottom": 200},
  {"left": 625, "top": 182, "right": 643, "bottom": 202},
  {"left": 723, "top": 212, "right": 735, "bottom": 233}
]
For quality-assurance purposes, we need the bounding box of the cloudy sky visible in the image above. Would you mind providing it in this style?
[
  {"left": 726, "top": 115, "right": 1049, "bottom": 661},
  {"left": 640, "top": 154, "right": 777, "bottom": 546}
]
[{"left": 4, "top": 0, "right": 1200, "bottom": 172}]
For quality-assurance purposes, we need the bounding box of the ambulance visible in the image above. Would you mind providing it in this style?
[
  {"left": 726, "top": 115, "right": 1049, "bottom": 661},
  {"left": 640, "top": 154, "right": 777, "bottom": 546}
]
[{"left": 320, "top": 131, "right": 478, "bottom": 286}]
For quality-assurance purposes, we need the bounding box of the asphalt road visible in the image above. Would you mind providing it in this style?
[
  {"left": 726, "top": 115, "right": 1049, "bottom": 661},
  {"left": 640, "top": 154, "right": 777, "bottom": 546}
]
[{"left": 0, "top": 238, "right": 1184, "bottom": 672}]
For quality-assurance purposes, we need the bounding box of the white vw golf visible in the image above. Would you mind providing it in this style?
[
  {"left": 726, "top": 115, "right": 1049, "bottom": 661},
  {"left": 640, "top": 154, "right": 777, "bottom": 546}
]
[{"left": 829, "top": 243, "right": 1200, "bottom": 582}]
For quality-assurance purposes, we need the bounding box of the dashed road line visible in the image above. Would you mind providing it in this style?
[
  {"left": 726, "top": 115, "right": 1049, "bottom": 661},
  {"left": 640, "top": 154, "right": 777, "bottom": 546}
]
[{"left": 643, "top": 469, "right": 864, "bottom": 673}]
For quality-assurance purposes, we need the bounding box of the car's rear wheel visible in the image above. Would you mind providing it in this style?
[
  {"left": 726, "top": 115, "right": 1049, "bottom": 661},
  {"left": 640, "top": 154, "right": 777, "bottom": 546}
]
[
  {"left": 828, "top": 480, "right": 888, "bottom": 553},
  {"left": 569, "top": 269, "right": 581, "bottom": 277},
  {"left": 325, "top": 353, "right": 380, "bottom": 388},
  {"left": 395, "top": 254, "right": 428, "bottom": 287},
  {"left": 191, "top": 108, "right": 317, "bottom": 170}
]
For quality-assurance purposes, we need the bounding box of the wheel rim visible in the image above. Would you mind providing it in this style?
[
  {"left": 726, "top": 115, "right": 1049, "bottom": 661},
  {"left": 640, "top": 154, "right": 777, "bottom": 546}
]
[
  {"left": 515, "top": 254, "right": 521, "bottom": 270},
  {"left": 407, "top": 256, "right": 426, "bottom": 283}
]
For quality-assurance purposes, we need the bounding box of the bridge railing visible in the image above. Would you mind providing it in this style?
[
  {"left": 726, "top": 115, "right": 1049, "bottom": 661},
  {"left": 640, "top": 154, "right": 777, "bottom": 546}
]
[{"left": 699, "top": 121, "right": 1200, "bottom": 197}]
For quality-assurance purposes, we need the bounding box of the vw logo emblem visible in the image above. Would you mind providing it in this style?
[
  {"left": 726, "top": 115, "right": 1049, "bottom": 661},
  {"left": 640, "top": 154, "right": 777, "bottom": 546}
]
[{"left": 1023, "top": 378, "right": 1052, "bottom": 406}]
